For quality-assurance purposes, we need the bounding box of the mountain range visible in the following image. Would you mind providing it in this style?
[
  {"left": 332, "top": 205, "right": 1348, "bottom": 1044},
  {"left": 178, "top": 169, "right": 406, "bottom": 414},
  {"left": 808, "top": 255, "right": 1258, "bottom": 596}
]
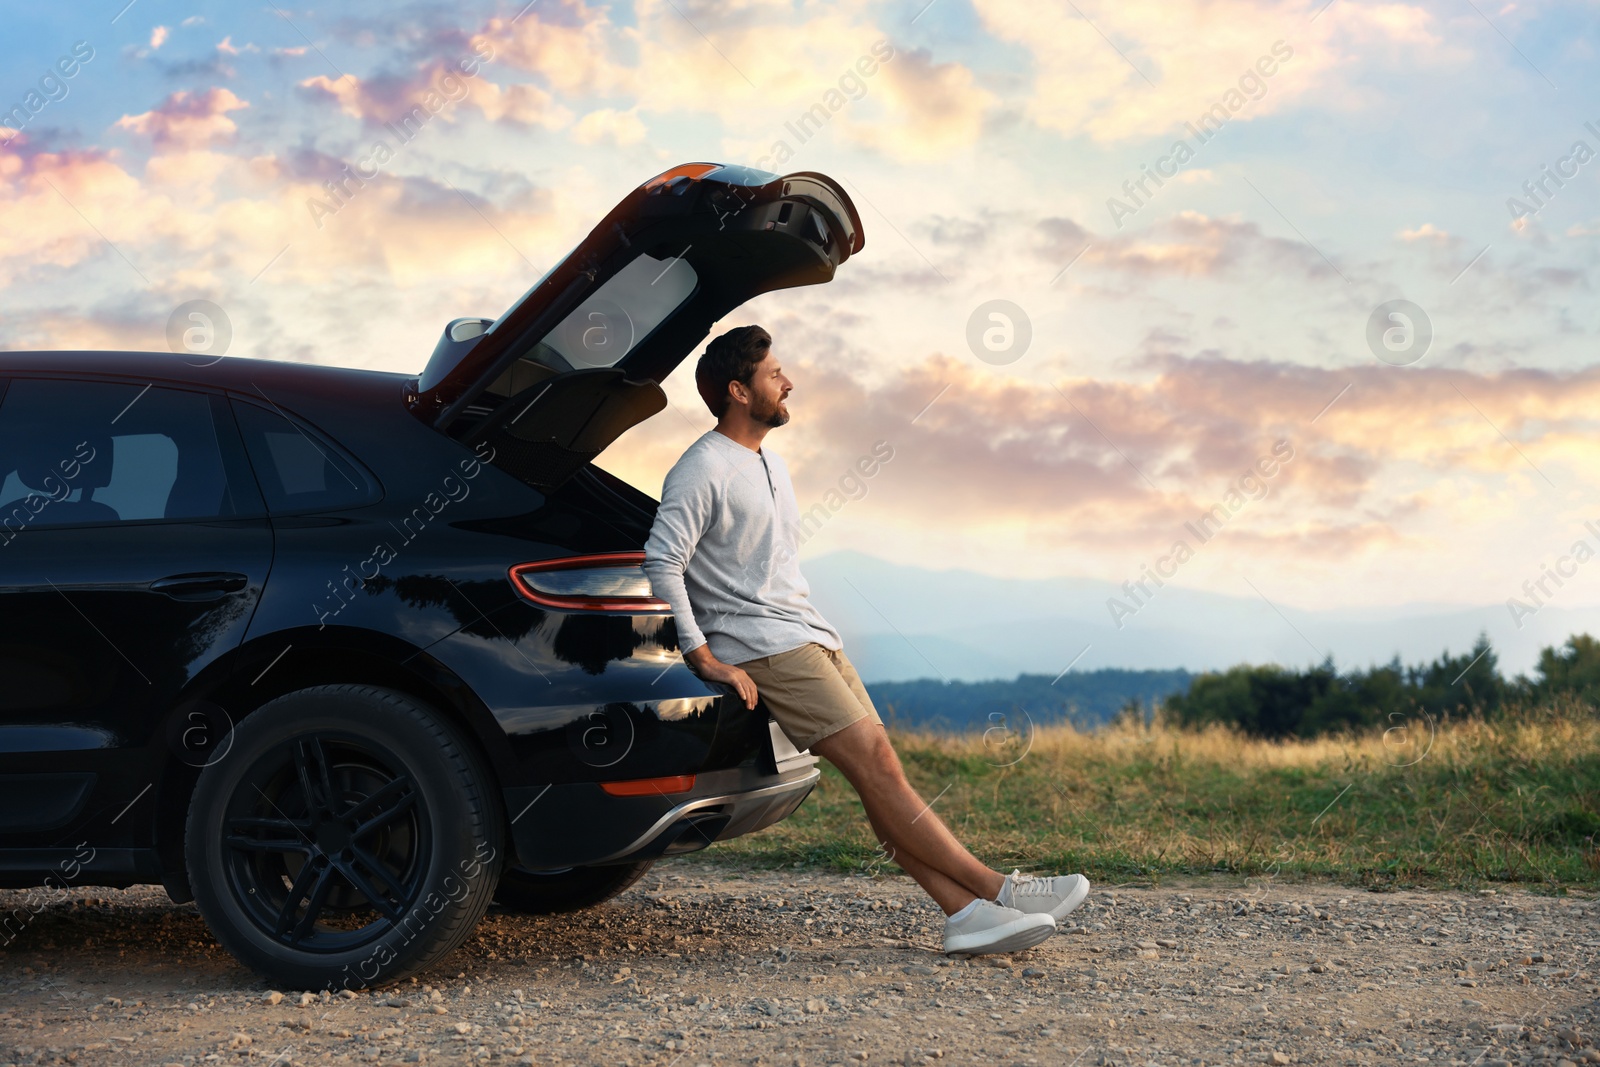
[{"left": 802, "top": 550, "right": 1598, "bottom": 684}]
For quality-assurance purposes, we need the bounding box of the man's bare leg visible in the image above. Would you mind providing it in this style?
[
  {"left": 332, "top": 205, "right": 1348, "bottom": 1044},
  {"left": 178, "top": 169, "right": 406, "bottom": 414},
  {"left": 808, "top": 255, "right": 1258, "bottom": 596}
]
[
  {"left": 858, "top": 809, "right": 980, "bottom": 915},
  {"left": 810, "top": 718, "right": 1005, "bottom": 914}
]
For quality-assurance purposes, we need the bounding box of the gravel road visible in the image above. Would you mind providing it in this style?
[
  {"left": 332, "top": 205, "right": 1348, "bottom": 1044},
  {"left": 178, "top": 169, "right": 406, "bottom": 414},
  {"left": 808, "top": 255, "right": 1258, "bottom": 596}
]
[{"left": 2, "top": 862, "right": 1596, "bottom": 1066}]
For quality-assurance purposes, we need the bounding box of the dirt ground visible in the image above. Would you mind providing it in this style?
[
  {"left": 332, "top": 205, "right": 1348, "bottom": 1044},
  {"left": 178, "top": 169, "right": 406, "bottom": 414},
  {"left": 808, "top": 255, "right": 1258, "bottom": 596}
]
[{"left": 1, "top": 862, "right": 1597, "bottom": 1067}]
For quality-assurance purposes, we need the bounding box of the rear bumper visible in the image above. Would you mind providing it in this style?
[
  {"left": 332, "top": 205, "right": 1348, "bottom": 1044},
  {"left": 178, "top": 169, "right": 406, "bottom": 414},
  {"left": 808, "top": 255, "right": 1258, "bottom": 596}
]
[{"left": 503, "top": 761, "right": 819, "bottom": 871}]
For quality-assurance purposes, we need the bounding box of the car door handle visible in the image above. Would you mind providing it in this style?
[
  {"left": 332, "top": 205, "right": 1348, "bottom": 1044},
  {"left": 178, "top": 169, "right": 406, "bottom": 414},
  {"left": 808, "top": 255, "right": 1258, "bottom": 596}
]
[{"left": 149, "top": 572, "right": 250, "bottom": 600}]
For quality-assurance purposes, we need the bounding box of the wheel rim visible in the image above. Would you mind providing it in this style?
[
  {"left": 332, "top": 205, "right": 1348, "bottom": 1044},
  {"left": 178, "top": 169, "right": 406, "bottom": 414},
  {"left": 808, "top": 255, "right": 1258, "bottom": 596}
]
[{"left": 220, "top": 732, "right": 431, "bottom": 954}]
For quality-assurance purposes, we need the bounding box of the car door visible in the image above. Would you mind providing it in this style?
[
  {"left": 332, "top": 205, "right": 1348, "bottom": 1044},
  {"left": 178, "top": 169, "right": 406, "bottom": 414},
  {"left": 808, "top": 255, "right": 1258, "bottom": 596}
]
[
  {"left": 0, "top": 376, "right": 272, "bottom": 857},
  {"left": 408, "top": 162, "right": 865, "bottom": 489}
]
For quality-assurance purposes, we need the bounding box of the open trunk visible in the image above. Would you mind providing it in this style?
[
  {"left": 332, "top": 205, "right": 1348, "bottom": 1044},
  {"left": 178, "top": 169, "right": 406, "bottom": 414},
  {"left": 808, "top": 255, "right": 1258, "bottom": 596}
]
[{"left": 409, "top": 163, "right": 864, "bottom": 490}]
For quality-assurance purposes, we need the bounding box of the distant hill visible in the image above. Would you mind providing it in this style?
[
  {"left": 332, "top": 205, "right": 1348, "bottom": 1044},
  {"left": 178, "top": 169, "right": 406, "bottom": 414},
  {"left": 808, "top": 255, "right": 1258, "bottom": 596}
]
[
  {"left": 802, "top": 549, "right": 1600, "bottom": 682},
  {"left": 862, "top": 668, "right": 1194, "bottom": 732}
]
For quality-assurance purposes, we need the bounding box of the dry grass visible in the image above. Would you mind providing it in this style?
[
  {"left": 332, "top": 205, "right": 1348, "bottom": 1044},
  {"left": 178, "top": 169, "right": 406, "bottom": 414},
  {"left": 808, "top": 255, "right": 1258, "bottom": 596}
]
[{"left": 703, "top": 700, "right": 1600, "bottom": 890}]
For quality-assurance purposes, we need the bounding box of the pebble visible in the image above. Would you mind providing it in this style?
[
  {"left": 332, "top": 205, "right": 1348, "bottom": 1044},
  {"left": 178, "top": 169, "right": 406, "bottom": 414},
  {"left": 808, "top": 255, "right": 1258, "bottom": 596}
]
[{"left": 1, "top": 874, "right": 1595, "bottom": 1067}]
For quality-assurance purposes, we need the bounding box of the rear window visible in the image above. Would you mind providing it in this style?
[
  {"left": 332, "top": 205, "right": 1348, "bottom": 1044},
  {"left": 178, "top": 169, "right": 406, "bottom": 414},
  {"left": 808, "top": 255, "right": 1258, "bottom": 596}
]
[
  {"left": 530, "top": 251, "right": 699, "bottom": 371},
  {"left": 231, "top": 399, "right": 379, "bottom": 514}
]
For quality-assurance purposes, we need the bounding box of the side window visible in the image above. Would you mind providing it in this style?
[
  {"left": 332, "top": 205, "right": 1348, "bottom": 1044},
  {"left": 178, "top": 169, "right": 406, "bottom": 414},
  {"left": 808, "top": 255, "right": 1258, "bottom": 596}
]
[
  {"left": 0, "top": 379, "right": 240, "bottom": 529},
  {"left": 231, "top": 399, "right": 378, "bottom": 513}
]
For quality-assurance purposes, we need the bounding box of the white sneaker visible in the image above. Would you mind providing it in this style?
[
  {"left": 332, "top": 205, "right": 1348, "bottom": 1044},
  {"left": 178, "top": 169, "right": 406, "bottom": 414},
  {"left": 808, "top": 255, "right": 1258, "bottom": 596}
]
[
  {"left": 943, "top": 898, "right": 1056, "bottom": 955},
  {"left": 998, "top": 869, "right": 1091, "bottom": 923}
]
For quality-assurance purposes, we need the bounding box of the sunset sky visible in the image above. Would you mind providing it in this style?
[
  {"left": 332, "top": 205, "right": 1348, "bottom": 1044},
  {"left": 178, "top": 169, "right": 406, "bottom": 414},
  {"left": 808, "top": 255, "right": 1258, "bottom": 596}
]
[{"left": 3, "top": 0, "right": 1599, "bottom": 644}]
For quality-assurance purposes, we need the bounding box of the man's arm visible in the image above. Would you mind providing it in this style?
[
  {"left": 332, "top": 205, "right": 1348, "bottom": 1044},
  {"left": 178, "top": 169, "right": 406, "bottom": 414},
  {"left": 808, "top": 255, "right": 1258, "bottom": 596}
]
[
  {"left": 679, "top": 644, "right": 756, "bottom": 709},
  {"left": 642, "top": 463, "right": 759, "bottom": 708},
  {"left": 641, "top": 467, "right": 711, "bottom": 657}
]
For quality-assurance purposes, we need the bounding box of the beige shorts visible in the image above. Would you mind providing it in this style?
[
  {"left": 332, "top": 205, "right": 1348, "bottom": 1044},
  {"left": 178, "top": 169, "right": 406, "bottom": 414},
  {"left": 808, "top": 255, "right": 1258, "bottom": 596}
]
[{"left": 736, "top": 642, "right": 883, "bottom": 751}]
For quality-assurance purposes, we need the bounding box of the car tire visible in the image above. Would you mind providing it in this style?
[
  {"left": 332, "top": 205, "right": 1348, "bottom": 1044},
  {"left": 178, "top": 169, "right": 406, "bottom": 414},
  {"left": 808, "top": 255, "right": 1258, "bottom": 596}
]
[
  {"left": 185, "top": 684, "right": 503, "bottom": 990},
  {"left": 493, "top": 861, "right": 655, "bottom": 915}
]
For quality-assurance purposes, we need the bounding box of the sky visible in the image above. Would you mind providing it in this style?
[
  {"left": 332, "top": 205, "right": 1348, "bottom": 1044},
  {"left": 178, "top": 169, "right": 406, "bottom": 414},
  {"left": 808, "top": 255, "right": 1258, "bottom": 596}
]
[{"left": 2, "top": 0, "right": 1599, "bottom": 656}]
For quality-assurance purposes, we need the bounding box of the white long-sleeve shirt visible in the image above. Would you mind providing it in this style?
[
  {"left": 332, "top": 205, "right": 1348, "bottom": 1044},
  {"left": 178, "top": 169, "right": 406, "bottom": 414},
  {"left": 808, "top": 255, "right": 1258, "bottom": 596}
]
[{"left": 642, "top": 429, "right": 842, "bottom": 666}]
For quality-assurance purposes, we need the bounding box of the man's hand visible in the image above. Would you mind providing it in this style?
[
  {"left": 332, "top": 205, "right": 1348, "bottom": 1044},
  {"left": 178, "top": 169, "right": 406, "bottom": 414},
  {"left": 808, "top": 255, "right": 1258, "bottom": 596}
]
[{"left": 685, "top": 645, "right": 758, "bottom": 710}]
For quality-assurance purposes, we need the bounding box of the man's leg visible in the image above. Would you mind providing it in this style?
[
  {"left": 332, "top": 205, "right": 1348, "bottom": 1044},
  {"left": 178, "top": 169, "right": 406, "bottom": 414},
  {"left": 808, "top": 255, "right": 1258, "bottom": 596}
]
[
  {"left": 857, "top": 806, "right": 982, "bottom": 916},
  {"left": 811, "top": 718, "right": 1005, "bottom": 914}
]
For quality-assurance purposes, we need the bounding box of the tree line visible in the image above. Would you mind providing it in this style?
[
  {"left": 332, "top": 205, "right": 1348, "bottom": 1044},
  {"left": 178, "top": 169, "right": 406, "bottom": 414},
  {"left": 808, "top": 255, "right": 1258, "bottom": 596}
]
[
  {"left": 1161, "top": 632, "right": 1600, "bottom": 739},
  {"left": 867, "top": 668, "right": 1194, "bottom": 732}
]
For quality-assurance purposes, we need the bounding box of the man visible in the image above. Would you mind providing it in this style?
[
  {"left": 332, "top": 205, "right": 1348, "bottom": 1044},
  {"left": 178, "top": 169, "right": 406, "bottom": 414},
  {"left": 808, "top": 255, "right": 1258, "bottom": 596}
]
[{"left": 642, "top": 325, "right": 1090, "bottom": 955}]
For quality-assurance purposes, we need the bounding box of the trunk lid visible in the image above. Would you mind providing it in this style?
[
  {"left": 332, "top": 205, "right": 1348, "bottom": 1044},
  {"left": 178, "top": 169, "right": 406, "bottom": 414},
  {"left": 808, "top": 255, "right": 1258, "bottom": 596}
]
[{"left": 411, "top": 163, "right": 864, "bottom": 489}]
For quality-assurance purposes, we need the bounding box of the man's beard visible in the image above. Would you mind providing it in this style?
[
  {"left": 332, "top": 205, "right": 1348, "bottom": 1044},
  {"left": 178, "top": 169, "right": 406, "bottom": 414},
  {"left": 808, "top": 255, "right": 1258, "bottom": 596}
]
[{"left": 756, "top": 394, "right": 790, "bottom": 428}]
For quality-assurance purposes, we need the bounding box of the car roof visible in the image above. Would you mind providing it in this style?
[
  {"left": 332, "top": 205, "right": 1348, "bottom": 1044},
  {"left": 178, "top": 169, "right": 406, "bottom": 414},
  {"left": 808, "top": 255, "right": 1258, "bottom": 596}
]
[{"left": 0, "top": 350, "right": 410, "bottom": 402}]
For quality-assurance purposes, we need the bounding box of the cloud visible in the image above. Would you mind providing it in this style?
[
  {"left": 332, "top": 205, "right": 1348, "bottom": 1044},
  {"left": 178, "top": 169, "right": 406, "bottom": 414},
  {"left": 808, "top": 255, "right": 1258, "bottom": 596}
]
[
  {"left": 1036, "top": 209, "right": 1345, "bottom": 281},
  {"left": 475, "top": 0, "right": 630, "bottom": 96},
  {"left": 0, "top": 145, "right": 175, "bottom": 285},
  {"left": 570, "top": 107, "right": 647, "bottom": 146},
  {"left": 1400, "top": 223, "right": 1452, "bottom": 242},
  {"left": 491, "top": 1, "right": 999, "bottom": 163},
  {"left": 0, "top": 132, "right": 575, "bottom": 295},
  {"left": 115, "top": 87, "right": 249, "bottom": 149},
  {"left": 607, "top": 347, "right": 1600, "bottom": 573},
  {"left": 2, "top": 301, "right": 161, "bottom": 352},
  {"left": 298, "top": 64, "right": 569, "bottom": 130},
  {"left": 837, "top": 46, "right": 996, "bottom": 161},
  {"left": 290, "top": 2, "right": 992, "bottom": 164},
  {"left": 969, "top": 0, "right": 1448, "bottom": 143},
  {"left": 150, "top": 26, "right": 168, "bottom": 50}
]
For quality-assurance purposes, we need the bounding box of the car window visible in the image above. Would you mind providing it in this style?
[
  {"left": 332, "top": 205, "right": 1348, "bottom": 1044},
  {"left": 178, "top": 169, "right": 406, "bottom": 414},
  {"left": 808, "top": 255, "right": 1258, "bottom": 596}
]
[
  {"left": 231, "top": 399, "right": 377, "bottom": 514},
  {"left": 531, "top": 251, "right": 699, "bottom": 371},
  {"left": 0, "top": 379, "right": 240, "bottom": 528}
]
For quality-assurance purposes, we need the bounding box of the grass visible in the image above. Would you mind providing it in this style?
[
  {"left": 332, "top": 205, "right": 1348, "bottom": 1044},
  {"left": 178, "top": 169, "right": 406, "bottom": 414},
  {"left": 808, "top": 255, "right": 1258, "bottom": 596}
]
[{"left": 696, "top": 699, "right": 1600, "bottom": 891}]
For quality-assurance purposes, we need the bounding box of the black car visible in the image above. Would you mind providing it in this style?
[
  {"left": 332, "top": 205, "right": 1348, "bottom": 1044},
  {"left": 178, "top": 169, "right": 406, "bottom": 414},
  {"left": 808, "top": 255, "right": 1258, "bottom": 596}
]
[{"left": 0, "top": 163, "right": 865, "bottom": 988}]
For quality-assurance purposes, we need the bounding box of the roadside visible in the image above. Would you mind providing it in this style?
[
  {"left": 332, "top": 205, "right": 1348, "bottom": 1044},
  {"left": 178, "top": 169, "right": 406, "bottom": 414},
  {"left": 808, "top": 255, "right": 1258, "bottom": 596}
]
[
  {"left": 2, "top": 862, "right": 1596, "bottom": 1066},
  {"left": 713, "top": 713, "right": 1600, "bottom": 890}
]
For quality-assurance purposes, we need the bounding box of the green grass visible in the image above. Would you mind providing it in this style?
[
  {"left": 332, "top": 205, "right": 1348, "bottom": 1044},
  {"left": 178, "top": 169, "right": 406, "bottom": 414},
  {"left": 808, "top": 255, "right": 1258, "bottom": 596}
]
[{"left": 694, "top": 700, "right": 1600, "bottom": 890}]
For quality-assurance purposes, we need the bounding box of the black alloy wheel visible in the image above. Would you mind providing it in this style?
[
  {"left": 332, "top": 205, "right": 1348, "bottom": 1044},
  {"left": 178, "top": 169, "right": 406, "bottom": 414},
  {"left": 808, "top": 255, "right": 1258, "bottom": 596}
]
[{"left": 186, "top": 685, "right": 502, "bottom": 989}]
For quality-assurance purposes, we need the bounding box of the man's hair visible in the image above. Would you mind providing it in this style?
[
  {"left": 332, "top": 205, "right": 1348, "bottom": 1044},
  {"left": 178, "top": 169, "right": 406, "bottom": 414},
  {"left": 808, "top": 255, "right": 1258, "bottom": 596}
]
[{"left": 695, "top": 325, "right": 771, "bottom": 418}]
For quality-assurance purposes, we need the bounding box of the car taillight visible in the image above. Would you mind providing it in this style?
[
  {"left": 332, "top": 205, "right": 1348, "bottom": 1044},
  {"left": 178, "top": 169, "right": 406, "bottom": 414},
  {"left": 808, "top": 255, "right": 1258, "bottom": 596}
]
[{"left": 509, "top": 552, "right": 671, "bottom": 613}]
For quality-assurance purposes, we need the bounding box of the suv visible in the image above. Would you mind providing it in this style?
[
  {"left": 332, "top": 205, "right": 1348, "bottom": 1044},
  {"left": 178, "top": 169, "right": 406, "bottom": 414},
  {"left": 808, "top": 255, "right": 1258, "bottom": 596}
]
[{"left": 0, "top": 163, "right": 864, "bottom": 989}]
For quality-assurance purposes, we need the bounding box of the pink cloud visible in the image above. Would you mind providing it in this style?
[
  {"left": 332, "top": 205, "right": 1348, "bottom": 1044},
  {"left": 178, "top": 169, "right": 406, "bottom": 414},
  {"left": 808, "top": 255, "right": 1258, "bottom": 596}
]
[
  {"left": 597, "top": 351, "right": 1600, "bottom": 564},
  {"left": 298, "top": 64, "right": 567, "bottom": 129},
  {"left": 1036, "top": 210, "right": 1346, "bottom": 281},
  {"left": 115, "top": 88, "right": 248, "bottom": 150}
]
